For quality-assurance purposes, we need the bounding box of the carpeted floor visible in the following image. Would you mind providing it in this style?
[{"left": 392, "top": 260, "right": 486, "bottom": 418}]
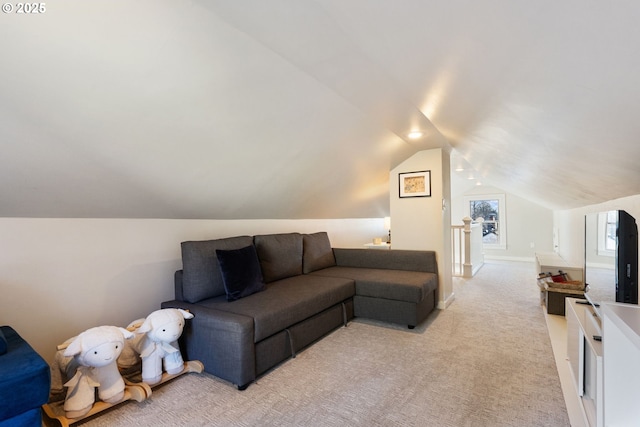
[{"left": 72, "top": 261, "right": 569, "bottom": 426}]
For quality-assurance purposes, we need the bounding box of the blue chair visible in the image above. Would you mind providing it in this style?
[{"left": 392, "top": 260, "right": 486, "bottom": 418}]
[{"left": 0, "top": 326, "right": 51, "bottom": 427}]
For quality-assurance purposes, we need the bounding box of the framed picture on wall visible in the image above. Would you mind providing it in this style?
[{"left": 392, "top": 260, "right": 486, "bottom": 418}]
[{"left": 399, "top": 170, "right": 431, "bottom": 198}]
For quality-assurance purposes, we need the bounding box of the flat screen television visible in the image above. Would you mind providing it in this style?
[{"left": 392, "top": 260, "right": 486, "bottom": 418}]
[{"left": 584, "top": 210, "right": 638, "bottom": 317}]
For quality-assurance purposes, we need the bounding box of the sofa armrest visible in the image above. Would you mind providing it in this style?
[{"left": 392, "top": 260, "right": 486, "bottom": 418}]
[
  {"left": 174, "top": 270, "right": 184, "bottom": 301},
  {"left": 333, "top": 248, "right": 438, "bottom": 274},
  {"left": 160, "top": 300, "right": 255, "bottom": 388},
  {"left": 0, "top": 326, "right": 50, "bottom": 423}
]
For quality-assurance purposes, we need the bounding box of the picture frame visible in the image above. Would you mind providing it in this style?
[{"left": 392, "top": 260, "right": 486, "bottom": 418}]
[{"left": 399, "top": 170, "right": 431, "bottom": 198}]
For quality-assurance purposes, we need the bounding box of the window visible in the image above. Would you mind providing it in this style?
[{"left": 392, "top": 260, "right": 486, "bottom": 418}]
[
  {"left": 597, "top": 211, "right": 616, "bottom": 256},
  {"left": 463, "top": 193, "right": 506, "bottom": 249}
]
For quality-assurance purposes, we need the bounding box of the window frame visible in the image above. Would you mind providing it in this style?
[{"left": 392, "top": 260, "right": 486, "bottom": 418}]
[
  {"left": 597, "top": 211, "right": 616, "bottom": 257},
  {"left": 463, "top": 193, "right": 507, "bottom": 250}
]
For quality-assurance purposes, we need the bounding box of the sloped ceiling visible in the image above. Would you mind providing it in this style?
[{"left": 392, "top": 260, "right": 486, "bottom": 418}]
[{"left": 1, "top": 1, "right": 639, "bottom": 219}]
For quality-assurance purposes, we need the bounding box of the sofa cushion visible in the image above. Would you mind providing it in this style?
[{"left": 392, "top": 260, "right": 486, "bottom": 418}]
[
  {"left": 303, "top": 232, "right": 336, "bottom": 274},
  {"left": 216, "top": 245, "right": 266, "bottom": 301},
  {"left": 333, "top": 248, "right": 438, "bottom": 273},
  {"left": 197, "top": 275, "right": 355, "bottom": 342},
  {"left": 310, "top": 266, "right": 437, "bottom": 303},
  {"left": 181, "top": 236, "right": 254, "bottom": 303},
  {"left": 254, "top": 233, "right": 303, "bottom": 283}
]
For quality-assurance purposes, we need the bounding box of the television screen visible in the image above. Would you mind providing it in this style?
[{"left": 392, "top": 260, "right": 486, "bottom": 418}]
[{"left": 616, "top": 210, "right": 638, "bottom": 304}]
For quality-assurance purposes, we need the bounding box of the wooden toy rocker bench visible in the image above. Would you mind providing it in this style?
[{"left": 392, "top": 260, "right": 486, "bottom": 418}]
[
  {"left": 43, "top": 360, "right": 203, "bottom": 427},
  {"left": 42, "top": 316, "right": 203, "bottom": 427}
]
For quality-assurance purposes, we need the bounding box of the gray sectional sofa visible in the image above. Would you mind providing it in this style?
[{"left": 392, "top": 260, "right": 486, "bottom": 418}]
[{"left": 161, "top": 232, "right": 438, "bottom": 390}]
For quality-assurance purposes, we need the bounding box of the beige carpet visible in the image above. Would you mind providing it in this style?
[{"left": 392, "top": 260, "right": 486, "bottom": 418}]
[{"left": 74, "top": 261, "right": 569, "bottom": 426}]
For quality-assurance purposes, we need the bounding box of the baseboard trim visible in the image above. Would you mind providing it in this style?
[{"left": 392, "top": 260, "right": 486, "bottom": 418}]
[
  {"left": 483, "top": 255, "right": 535, "bottom": 263},
  {"left": 438, "top": 292, "right": 456, "bottom": 309}
]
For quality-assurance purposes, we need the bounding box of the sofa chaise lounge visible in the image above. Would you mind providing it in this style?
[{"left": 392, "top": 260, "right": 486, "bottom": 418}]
[{"left": 161, "top": 232, "right": 438, "bottom": 389}]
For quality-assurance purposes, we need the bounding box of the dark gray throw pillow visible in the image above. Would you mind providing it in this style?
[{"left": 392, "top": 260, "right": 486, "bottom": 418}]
[
  {"left": 216, "top": 245, "right": 266, "bottom": 301},
  {"left": 181, "top": 236, "right": 254, "bottom": 303}
]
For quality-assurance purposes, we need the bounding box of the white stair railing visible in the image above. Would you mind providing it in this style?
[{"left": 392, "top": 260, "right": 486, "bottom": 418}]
[{"left": 451, "top": 217, "right": 485, "bottom": 277}]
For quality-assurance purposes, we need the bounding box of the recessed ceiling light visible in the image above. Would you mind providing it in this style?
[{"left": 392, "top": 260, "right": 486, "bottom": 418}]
[
  {"left": 407, "top": 131, "right": 424, "bottom": 139},
  {"left": 455, "top": 167, "right": 464, "bottom": 172}
]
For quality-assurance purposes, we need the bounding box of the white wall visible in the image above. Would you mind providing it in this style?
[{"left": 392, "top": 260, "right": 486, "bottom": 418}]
[
  {"left": 390, "top": 149, "right": 454, "bottom": 308},
  {"left": 0, "top": 218, "right": 383, "bottom": 363},
  {"left": 554, "top": 194, "right": 640, "bottom": 267},
  {"left": 451, "top": 185, "right": 555, "bottom": 261}
]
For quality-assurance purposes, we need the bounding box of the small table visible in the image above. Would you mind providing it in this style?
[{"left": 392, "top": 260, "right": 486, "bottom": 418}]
[{"left": 364, "top": 243, "right": 391, "bottom": 250}]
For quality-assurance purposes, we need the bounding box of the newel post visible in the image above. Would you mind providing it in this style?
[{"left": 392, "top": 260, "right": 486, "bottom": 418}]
[{"left": 462, "top": 217, "right": 473, "bottom": 278}]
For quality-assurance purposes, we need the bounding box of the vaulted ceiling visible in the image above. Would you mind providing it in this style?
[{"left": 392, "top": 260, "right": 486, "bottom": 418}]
[{"left": 2, "top": 1, "right": 640, "bottom": 219}]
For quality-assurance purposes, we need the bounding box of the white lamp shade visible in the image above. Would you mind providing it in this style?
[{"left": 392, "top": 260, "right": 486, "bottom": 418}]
[{"left": 383, "top": 216, "right": 391, "bottom": 230}]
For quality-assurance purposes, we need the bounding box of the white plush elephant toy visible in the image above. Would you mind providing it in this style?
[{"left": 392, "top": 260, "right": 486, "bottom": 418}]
[
  {"left": 136, "top": 308, "right": 193, "bottom": 385},
  {"left": 62, "top": 326, "right": 134, "bottom": 418}
]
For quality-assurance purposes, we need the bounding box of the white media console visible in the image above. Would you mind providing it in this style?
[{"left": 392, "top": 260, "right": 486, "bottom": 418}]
[
  {"left": 601, "top": 303, "right": 640, "bottom": 426},
  {"left": 566, "top": 298, "right": 603, "bottom": 426},
  {"left": 565, "top": 297, "right": 640, "bottom": 426}
]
